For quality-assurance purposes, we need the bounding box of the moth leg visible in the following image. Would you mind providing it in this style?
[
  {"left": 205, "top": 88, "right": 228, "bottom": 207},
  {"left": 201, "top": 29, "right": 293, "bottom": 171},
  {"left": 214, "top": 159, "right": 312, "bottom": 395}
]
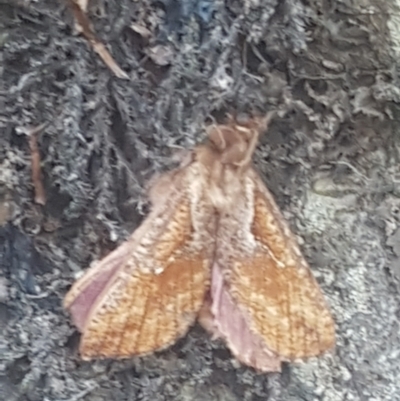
[
  {"left": 233, "top": 128, "right": 259, "bottom": 169},
  {"left": 208, "top": 124, "right": 231, "bottom": 152},
  {"left": 234, "top": 111, "right": 276, "bottom": 170}
]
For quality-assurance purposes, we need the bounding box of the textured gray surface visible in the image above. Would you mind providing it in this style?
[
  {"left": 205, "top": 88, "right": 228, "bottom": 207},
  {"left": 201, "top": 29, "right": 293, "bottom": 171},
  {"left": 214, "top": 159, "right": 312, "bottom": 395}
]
[{"left": 1, "top": 0, "right": 400, "bottom": 400}]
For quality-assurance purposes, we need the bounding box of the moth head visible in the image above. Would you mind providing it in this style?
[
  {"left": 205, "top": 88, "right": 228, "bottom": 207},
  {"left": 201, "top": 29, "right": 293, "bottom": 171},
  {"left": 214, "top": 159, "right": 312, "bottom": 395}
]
[
  {"left": 205, "top": 115, "right": 269, "bottom": 168},
  {"left": 195, "top": 112, "right": 275, "bottom": 174}
]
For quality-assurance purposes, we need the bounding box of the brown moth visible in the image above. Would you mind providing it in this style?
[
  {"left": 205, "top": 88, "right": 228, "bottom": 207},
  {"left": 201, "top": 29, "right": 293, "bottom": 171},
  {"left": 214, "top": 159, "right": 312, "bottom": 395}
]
[{"left": 63, "top": 115, "right": 335, "bottom": 372}]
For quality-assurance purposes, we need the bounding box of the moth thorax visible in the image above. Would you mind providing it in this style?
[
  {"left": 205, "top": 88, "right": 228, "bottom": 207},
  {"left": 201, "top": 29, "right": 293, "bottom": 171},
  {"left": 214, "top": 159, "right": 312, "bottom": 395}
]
[{"left": 209, "top": 183, "right": 227, "bottom": 211}]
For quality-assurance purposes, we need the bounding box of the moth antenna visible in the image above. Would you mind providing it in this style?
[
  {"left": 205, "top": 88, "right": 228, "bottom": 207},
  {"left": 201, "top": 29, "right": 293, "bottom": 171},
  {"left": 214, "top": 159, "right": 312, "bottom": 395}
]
[{"left": 234, "top": 110, "right": 276, "bottom": 171}]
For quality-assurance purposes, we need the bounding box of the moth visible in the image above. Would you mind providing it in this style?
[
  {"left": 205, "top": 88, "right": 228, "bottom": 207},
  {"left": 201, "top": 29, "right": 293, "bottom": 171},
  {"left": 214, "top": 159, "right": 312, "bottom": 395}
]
[{"left": 63, "top": 115, "right": 335, "bottom": 372}]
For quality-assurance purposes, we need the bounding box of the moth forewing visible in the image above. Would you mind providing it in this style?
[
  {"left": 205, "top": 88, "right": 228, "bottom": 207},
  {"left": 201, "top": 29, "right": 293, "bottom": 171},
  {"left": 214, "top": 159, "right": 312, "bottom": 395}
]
[
  {"left": 63, "top": 166, "right": 189, "bottom": 310},
  {"left": 64, "top": 160, "right": 214, "bottom": 359},
  {"left": 224, "top": 168, "right": 335, "bottom": 361},
  {"left": 205, "top": 119, "right": 335, "bottom": 371},
  {"left": 63, "top": 166, "right": 188, "bottom": 318}
]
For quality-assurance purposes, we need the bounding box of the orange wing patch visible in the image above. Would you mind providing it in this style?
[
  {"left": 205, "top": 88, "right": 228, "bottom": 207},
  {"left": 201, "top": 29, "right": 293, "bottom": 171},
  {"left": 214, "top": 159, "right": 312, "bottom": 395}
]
[
  {"left": 229, "top": 183, "right": 335, "bottom": 360},
  {"left": 64, "top": 189, "right": 212, "bottom": 360},
  {"left": 80, "top": 254, "right": 208, "bottom": 359}
]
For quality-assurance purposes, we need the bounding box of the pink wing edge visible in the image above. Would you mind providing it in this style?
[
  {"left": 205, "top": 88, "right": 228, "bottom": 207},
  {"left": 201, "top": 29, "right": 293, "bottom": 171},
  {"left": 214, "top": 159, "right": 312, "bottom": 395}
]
[
  {"left": 65, "top": 241, "right": 132, "bottom": 332},
  {"left": 198, "top": 262, "right": 283, "bottom": 373}
]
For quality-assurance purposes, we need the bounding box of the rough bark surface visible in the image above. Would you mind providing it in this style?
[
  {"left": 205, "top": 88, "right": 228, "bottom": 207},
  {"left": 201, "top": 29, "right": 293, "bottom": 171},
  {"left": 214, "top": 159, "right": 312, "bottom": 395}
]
[{"left": 1, "top": 0, "right": 400, "bottom": 400}]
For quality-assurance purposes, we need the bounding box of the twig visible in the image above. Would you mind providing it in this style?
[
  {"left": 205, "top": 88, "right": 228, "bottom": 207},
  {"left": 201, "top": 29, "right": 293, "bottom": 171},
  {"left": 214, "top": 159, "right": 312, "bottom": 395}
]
[
  {"left": 67, "top": 0, "right": 129, "bottom": 80},
  {"left": 18, "top": 123, "right": 48, "bottom": 205}
]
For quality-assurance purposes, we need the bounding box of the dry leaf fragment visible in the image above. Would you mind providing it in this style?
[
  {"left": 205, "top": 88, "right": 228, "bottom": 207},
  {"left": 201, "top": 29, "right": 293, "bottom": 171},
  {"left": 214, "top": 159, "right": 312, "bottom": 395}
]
[
  {"left": 130, "top": 23, "right": 152, "bottom": 39},
  {"left": 68, "top": 0, "right": 129, "bottom": 80},
  {"left": 64, "top": 114, "right": 335, "bottom": 371}
]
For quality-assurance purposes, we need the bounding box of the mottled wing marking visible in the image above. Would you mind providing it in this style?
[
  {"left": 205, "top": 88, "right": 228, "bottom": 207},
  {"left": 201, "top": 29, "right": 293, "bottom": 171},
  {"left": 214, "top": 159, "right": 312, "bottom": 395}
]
[
  {"left": 64, "top": 167, "right": 212, "bottom": 359},
  {"left": 63, "top": 171, "right": 190, "bottom": 312},
  {"left": 79, "top": 198, "right": 210, "bottom": 359},
  {"left": 229, "top": 172, "right": 335, "bottom": 360},
  {"left": 81, "top": 255, "right": 208, "bottom": 358}
]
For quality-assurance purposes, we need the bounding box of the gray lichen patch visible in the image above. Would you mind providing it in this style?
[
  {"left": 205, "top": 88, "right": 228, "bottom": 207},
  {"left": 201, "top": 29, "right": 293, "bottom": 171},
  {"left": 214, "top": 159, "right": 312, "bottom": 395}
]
[{"left": 1, "top": 0, "right": 400, "bottom": 400}]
